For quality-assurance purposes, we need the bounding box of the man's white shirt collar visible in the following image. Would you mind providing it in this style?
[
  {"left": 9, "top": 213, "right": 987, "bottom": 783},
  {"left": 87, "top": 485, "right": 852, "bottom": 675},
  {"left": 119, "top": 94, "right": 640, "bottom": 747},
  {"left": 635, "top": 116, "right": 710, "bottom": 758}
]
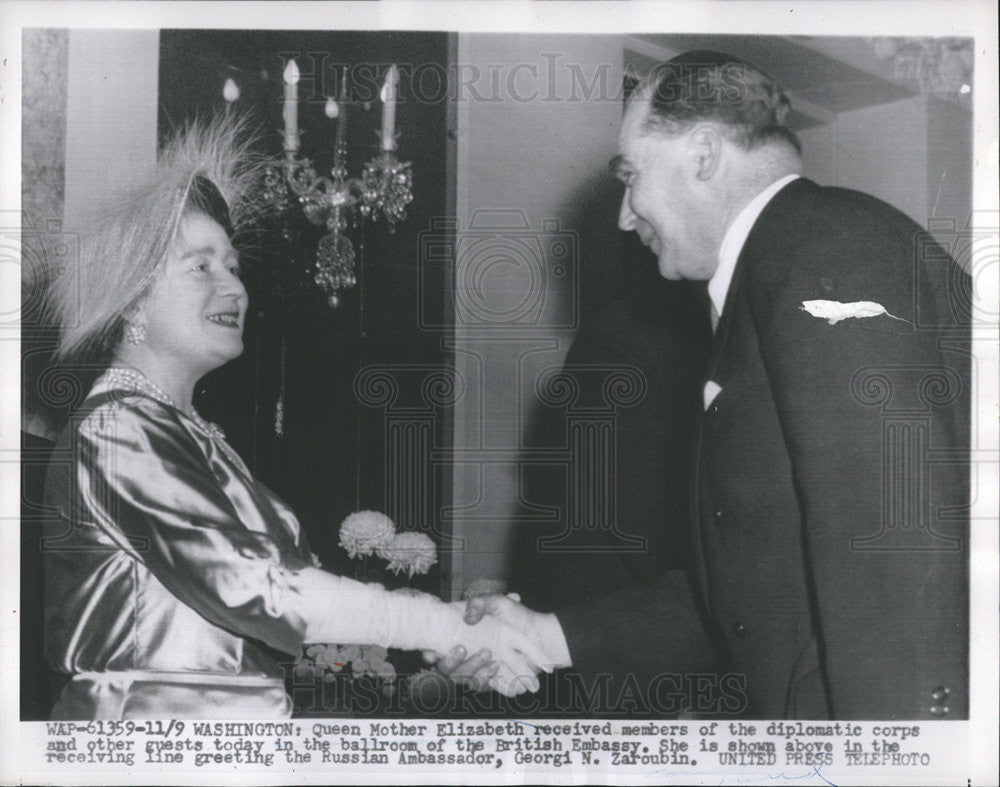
[{"left": 708, "top": 174, "right": 801, "bottom": 321}]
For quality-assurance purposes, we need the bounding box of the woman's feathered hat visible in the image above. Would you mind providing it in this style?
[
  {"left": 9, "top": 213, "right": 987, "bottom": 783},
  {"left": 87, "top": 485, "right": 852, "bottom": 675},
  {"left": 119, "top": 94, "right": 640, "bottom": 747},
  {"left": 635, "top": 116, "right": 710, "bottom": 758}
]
[{"left": 50, "top": 114, "right": 265, "bottom": 359}]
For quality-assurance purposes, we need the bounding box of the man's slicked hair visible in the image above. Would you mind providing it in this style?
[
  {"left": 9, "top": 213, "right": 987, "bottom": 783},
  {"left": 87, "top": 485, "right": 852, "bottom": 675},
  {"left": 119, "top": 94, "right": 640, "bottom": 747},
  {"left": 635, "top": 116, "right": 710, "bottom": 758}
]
[{"left": 636, "top": 50, "right": 801, "bottom": 155}]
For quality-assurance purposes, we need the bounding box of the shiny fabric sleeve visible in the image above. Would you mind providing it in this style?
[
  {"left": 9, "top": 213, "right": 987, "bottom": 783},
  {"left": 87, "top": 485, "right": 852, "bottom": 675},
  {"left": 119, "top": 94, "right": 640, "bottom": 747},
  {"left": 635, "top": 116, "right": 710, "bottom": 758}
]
[
  {"left": 73, "top": 397, "right": 529, "bottom": 665},
  {"left": 75, "top": 398, "right": 312, "bottom": 656}
]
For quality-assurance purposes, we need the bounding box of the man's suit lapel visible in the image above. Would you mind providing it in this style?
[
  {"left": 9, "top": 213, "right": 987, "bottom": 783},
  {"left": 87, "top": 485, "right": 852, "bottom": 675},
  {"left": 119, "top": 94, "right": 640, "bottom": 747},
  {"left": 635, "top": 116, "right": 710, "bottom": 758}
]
[
  {"left": 703, "top": 178, "right": 816, "bottom": 389},
  {"left": 692, "top": 178, "right": 815, "bottom": 615},
  {"left": 703, "top": 240, "right": 749, "bottom": 391}
]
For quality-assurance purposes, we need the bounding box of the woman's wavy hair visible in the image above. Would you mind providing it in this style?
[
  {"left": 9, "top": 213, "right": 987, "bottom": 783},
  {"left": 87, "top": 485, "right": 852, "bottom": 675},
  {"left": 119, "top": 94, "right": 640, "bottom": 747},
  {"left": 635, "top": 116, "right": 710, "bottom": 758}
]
[
  {"left": 635, "top": 50, "right": 801, "bottom": 155},
  {"left": 48, "top": 114, "right": 265, "bottom": 360}
]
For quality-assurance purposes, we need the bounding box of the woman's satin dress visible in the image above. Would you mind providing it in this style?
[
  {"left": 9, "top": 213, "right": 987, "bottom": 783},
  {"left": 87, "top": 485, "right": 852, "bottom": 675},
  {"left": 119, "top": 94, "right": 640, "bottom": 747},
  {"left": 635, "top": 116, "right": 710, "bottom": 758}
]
[{"left": 43, "top": 379, "right": 319, "bottom": 719}]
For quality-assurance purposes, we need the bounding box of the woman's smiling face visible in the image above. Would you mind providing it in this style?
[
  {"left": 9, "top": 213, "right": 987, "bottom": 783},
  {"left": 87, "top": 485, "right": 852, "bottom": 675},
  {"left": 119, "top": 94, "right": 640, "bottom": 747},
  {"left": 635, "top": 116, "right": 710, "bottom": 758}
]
[{"left": 134, "top": 211, "right": 248, "bottom": 379}]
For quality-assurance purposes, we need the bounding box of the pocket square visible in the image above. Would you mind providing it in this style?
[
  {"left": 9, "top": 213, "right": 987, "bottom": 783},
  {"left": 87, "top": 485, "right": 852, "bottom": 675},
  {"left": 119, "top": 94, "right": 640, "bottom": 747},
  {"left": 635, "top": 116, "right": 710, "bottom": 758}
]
[
  {"left": 703, "top": 380, "right": 722, "bottom": 411},
  {"left": 800, "top": 299, "right": 910, "bottom": 326}
]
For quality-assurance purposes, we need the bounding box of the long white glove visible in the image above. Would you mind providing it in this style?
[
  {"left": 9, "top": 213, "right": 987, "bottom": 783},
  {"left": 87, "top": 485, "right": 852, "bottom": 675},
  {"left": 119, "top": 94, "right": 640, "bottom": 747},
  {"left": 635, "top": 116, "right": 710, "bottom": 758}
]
[{"left": 293, "top": 567, "right": 549, "bottom": 696}]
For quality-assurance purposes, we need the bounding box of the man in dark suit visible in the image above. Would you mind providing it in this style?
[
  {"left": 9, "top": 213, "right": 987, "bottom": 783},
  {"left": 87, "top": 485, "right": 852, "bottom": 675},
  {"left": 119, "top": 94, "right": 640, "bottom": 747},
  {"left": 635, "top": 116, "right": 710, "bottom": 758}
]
[{"left": 461, "top": 50, "right": 969, "bottom": 720}]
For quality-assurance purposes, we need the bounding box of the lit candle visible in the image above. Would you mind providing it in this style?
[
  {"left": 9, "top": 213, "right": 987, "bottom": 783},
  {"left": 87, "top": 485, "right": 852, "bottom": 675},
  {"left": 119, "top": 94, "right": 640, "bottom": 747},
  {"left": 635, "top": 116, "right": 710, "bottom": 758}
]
[
  {"left": 334, "top": 68, "right": 348, "bottom": 167},
  {"left": 283, "top": 59, "right": 300, "bottom": 152},
  {"left": 380, "top": 64, "right": 398, "bottom": 151}
]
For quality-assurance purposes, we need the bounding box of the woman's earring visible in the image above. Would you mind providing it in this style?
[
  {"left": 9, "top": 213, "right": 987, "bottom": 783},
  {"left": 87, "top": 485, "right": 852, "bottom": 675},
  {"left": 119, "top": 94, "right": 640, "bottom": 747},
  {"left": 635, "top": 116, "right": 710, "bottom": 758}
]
[{"left": 125, "top": 321, "right": 147, "bottom": 345}]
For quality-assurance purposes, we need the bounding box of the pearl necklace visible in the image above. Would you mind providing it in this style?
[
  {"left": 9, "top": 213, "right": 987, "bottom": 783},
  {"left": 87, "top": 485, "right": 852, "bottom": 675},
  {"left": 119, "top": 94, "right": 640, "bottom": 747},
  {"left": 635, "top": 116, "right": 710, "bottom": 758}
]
[{"left": 100, "top": 367, "right": 226, "bottom": 441}]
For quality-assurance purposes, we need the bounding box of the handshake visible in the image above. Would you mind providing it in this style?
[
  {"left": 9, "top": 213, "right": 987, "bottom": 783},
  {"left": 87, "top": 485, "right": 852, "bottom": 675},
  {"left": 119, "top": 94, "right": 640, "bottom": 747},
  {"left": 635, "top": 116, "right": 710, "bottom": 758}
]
[{"left": 426, "top": 594, "right": 572, "bottom": 698}]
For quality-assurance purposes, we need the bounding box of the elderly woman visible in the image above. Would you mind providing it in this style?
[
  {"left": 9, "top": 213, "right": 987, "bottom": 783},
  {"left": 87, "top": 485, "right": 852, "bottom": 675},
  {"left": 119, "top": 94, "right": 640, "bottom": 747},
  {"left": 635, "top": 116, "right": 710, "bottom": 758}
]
[{"left": 42, "top": 119, "right": 545, "bottom": 719}]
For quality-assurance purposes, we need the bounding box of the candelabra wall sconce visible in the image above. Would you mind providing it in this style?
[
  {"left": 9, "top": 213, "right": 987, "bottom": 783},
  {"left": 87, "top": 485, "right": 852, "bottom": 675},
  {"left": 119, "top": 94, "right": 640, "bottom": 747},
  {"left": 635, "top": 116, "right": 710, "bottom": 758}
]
[{"left": 228, "top": 61, "right": 414, "bottom": 307}]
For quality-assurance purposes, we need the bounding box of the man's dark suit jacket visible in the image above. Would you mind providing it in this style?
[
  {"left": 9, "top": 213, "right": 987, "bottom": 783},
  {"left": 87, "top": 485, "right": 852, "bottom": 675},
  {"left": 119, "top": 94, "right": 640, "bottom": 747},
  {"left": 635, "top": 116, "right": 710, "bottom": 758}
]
[
  {"left": 513, "top": 281, "right": 710, "bottom": 612},
  {"left": 509, "top": 282, "right": 711, "bottom": 716},
  {"left": 559, "top": 178, "right": 970, "bottom": 720}
]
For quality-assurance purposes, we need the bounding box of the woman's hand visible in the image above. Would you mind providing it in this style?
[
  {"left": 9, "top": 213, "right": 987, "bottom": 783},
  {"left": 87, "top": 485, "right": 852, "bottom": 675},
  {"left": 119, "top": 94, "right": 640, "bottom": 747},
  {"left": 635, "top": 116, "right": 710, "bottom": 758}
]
[{"left": 444, "top": 602, "right": 547, "bottom": 696}]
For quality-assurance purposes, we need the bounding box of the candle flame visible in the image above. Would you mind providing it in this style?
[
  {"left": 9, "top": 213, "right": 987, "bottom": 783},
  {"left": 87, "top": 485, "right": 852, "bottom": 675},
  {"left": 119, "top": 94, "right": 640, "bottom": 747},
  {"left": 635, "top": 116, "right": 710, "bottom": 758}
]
[
  {"left": 223, "top": 78, "right": 240, "bottom": 103},
  {"left": 283, "top": 59, "right": 300, "bottom": 85},
  {"left": 325, "top": 97, "right": 339, "bottom": 119}
]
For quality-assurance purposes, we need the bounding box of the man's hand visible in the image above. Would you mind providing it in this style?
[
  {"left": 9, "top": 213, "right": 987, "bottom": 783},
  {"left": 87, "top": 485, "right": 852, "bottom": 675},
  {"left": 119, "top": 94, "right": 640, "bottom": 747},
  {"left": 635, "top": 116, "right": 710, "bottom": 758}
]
[
  {"left": 426, "top": 594, "right": 572, "bottom": 695},
  {"left": 427, "top": 593, "right": 519, "bottom": 691},
  {"left": 424, "top": 599, "right": 546, "bottom": 696},
  {"left": 463, "top": 594, "right": 572, "bottom": 669},
  {"left": 422, "top": 645, "right": 499, "bottom": 693}
]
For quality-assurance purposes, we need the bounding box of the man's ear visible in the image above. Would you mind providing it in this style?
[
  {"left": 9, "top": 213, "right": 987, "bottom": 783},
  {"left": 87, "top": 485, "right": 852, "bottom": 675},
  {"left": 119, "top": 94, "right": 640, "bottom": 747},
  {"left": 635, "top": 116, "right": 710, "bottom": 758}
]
[{"left": 688, "top": 124, "right": 723, "bottom": 181}]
